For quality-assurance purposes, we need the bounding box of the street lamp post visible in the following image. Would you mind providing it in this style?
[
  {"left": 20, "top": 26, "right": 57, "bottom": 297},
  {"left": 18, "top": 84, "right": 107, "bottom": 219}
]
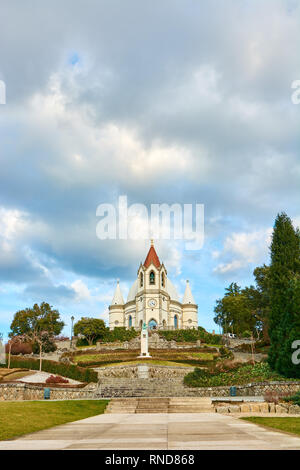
[{"left": 70, "top": 316, "right": 75, "bottom": 349}]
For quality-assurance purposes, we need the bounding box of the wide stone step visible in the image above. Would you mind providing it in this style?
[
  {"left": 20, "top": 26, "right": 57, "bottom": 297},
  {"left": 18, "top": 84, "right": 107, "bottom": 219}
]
[
  {"left": 135, "top": 410, "right": 168, "bottom": 413},
  {"left": 168, "top": 407, "right": 213, "bottom": 413},
  {"left": 105, "top": 397, "right": 214, "bottom": 413}
]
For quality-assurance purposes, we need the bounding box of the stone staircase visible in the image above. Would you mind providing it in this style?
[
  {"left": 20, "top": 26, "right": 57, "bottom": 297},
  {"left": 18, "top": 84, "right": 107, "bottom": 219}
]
[
  {"left": 105, "top": 398, "right": 139, "bottom": 414},
  {"left": 105, "top": 397, "right": 213, "bottom": 414},
  {"left": 135, "top": 398, "right": 170, "bottom": 413},
  {"left": 94, "top": 378, "right": 211, "bottom": 397}
]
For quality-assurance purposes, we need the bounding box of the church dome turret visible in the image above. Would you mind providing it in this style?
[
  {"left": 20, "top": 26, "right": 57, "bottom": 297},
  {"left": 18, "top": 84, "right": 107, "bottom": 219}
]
[
  {"left": 111, "top": 280, "right": 124, "bottom": 305},
  {"left": 182, "top": 280, "right": 196, "bottom": 304}
]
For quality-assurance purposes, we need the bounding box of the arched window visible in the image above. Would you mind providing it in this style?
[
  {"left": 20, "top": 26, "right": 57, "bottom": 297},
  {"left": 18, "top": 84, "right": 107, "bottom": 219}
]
[
  {"left": 128, "top": 315, "right": 132, "bottom": 328},
  {"left": 139, "top": 319, "right": 143, "bottom": 329},
  {"left": 162, "top": 319, "right": 166, "bottom": 329},
  {"left": 161, "top": 272, "right": 165, "bottom": 287},
  {"left": 149, "top": 271, "right": 155, "bottom": 285},
  {"left": 140, "top": 272, "right": 143, "bottom": 287},
  {"left": 174, "top": 315, "right": 178, "bottom": 329},
  {"left": 148, "top": 319, "right": 158, "bottom": 330}
]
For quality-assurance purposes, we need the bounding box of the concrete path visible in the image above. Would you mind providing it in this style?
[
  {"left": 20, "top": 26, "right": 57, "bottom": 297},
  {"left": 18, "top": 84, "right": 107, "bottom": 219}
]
[{"left": 1, "top": 413, "right": 300, "bottom": 450}]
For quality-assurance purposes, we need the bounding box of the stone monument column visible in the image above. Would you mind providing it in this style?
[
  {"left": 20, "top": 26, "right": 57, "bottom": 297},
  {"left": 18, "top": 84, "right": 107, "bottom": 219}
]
[{"left": 137, "top": 322, "right": 152, "bottom": 358}]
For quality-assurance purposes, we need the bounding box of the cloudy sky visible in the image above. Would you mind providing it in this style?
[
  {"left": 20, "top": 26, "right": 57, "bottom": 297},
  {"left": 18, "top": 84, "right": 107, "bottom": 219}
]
[{"left": 0, "top": 0, "right": 299, "bottom": 338}]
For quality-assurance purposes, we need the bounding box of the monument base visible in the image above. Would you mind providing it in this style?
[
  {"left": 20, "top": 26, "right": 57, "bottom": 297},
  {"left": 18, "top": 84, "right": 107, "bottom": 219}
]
[{"left": 137, "top": 354, "right": 152, "bottom": 358}]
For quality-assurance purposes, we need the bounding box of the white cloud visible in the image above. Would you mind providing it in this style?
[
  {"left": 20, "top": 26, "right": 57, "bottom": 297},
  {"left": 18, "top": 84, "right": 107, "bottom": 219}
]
[
  {"left": 213, "top": 228, "right": 272, "bottom": 275},
  {"left": 71, "top": 279, "right": 91, "bottom": 301}
]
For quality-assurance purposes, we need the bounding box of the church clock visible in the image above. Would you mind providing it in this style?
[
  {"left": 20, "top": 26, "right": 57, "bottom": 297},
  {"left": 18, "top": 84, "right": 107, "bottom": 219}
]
[{"left": 148, "top": 299, "right": 157, "bottom": 308}]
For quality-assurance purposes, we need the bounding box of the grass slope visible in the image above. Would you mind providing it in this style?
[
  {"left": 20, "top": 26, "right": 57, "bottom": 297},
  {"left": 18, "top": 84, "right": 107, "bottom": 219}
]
[
  {"left": 74, "top": 351, "right": 215, "bottom": 367},
  {"left": 0, "top": 400, "right": 109, "bottom": 441},
  {"left": 242, "top": 417, "right": 300, "bottom": 436}
]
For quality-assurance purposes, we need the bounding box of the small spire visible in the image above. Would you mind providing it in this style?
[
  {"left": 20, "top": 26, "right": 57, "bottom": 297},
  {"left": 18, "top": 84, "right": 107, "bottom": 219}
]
[
  {"left": 151, "top": 239, "right": 154, "bottom": 246},
  {"left": 111, "top": 281, "right": 124, "bottom": 305},
  {"left": 183, "top": 280, "right": 196, "bottom": 305}
]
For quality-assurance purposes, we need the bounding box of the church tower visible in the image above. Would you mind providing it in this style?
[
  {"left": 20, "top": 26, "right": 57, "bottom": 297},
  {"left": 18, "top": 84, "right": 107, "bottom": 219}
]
[{"left": 108, "top": 241, "right": 198, "bottom": 330}]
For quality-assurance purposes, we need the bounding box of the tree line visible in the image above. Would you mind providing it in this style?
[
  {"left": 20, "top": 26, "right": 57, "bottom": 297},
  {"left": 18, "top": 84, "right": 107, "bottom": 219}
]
[{"left": 214, "top": 212, "right": 300, "bottom": 378}]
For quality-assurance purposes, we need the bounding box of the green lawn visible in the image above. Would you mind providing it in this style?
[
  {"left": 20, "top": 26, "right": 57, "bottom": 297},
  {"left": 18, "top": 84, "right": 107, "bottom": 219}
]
[
  {"left": 242, "top": 417, "right": 300, "bottom": 437},
  {"left": 74, "top": 352, "right": 214, "bottom": 367},
  {"left": 0, "top": 400, "right": 109, "bottom": 441}
]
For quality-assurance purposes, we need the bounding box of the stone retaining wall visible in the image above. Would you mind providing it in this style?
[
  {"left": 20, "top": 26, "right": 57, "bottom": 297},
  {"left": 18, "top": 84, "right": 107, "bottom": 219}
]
[
  {"left": 95, "top": 376, "right": 300, "bottom": 398},
  {"left": 96, "top": 364, "right": 192, "bottom": 379},
  {"left": 214, "top": 402, "right": 300, "bottom": 414},
  {"left": 96, "top": 333, "right": 202, "bottom": 351},
  {"left": 95, "top": 365, "right": 300, "bottom": 398},
  {"left": 1, "top": 378, "right": 300, "bottom": 401},
  {"left": 0, "top": 383, "right": 94, "bottom": 401}
]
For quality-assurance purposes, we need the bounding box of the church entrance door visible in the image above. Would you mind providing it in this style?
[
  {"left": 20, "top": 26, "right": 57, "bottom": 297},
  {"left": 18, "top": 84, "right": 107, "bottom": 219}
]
[{"left": 148, "top": 319, "right": 158, "bottom": 330}]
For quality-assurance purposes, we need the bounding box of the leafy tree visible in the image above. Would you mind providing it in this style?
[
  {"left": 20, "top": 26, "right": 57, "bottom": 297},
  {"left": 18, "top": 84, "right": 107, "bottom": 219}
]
[
  {"left": 268, "top": 212, "right": 300, "bottom": 374},
  {"left": 14, "top": 331, "right": 51, "bottom": 372},
  {"left": 253, "top": 265, "right": 271, "bottom": 340},
  {"left": 214, "top": 282, "right": 256, "bottom": 335},
  {"left": 10, "top": 302, "right": 64, "bottom": 337},
  {"left": 242, "top": 265, "right": 271, "bottom": 340},
  {"left": 74, "top": 317, "right": 106, "bottom": 345}
]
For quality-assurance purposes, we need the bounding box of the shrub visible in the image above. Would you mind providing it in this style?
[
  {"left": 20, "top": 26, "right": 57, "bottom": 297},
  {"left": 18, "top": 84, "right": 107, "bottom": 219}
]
[
  {"left": 184, "top": 362, "right": 289, "bottom": 388},
  {"left": 45, "top": 375, "right": 69, "bottom": 384},
  {"left": 101, "top": 327, "right": 139, "bottom": 343},
  {"left": 283, "top": 390, "right": 300, "bottom": 406},
  {"left": 158, "top": 328, "right": 222, "bottom": 345},
  {"left": 0, "top": 357, "right": 98, "bottom": 383},
  {"left": 219, "top": 346, "right": 233, "bottom": 358},
  {"left": 5, "top": 341, "right": 32, "bottom": 355},
  {"left": 242, "top": 330, "right": 252, "bottom": 338},
  {"left": 264, "top": 390, "right": 292, "bottom": 404},
  {"left": 76, "top": 337, "right": 90, "bottom": 347},
  {"left": 32, "top": 336, "right": 57, "bottom": 354}
]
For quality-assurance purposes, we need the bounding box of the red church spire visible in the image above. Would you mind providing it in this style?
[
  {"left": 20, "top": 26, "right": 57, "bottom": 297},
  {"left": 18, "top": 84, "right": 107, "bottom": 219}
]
[{"left": 143, "top": 239, "right": 161, "bottom": 269}]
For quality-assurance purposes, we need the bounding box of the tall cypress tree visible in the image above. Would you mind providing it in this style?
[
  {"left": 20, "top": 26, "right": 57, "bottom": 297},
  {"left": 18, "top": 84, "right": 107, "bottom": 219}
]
[
  {"left": 278, "top": 276, "right": 300, "bottom": 378},
  {"left": 268, "top": 213, "right": 300, "bottom": 374}
]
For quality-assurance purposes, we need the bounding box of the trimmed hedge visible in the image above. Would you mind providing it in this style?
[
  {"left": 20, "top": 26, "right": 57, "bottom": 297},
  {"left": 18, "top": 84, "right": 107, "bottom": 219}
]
[
  {"left": 76, "top": 327, "right": 139, "bottom": 346},
  {"left": 0, "top": 357, "right": 98, "bottom": 383},
  {"left": 101, "top": 327, "right": 139, "bottom": 343},
  {"left": 158, "top": 328, "right": 222, "bottom": 345}
]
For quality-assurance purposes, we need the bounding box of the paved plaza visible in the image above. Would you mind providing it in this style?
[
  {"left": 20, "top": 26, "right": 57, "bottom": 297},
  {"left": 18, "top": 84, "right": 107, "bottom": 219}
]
[{"left": 1, "top": 412, "right": 300, "bottom": 450}]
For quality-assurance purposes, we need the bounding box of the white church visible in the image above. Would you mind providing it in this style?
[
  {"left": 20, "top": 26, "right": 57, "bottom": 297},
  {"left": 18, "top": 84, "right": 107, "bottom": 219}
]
[{"left": 109, "top": 241, "right": 198, "bottom": 330}]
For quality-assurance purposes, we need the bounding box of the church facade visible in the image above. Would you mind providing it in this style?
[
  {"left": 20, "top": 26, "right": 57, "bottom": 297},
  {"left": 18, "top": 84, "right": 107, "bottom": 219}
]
[{"left": 109, "top": 241, "right": 198, "bottom": 330}]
